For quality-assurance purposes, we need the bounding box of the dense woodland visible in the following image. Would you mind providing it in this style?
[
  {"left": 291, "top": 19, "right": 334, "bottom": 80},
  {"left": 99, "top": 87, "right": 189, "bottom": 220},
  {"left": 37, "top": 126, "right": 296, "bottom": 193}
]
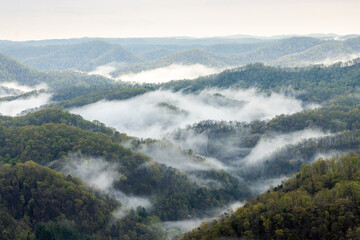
[
  {"left": 162, "top": 58, "right": 360, "bottom": 104},
  {"left": 182, "top": 152, "right": 360, "bottom": 240},
  {"left": 0, "top": 161, "right": 166, "bottom": 240}
]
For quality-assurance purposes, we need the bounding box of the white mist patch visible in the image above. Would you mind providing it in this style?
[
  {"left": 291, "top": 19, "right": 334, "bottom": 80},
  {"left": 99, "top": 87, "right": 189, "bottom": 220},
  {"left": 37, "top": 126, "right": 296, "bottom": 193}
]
[
  {"left": 138, "top": 141, "right": 227, "bottom": 172},
  {"left": 0, "top": 82, "right": 48, "bottom": 98},
  {"left": 117, "top": 64, "right": 221, "bottom": 83},
  {"left": 243, "top": 129, "right": 331, "bottom": 165},
  {"left": 61, "top": 157, "right": 117, "bottom": 191},
  {"left": 169, "top": 130, "right": 210, "bottom": 154},
  {"left": 70, "top": 89, "right": 308, "bottom": 139},
  {"left": 315, "top": 53, "right": 360, "bottom": 66},
  {"left": 0, "top": 93, "right": 51, "bottom": 116},
  {"left": 164, "top": 218, "right": 211, "bottom": 234},
  {"left": 250, "top": 176, "right": 288, "bottom": 195},
  {"left": 163, "top": 201, "right": 244, "bottom": 234},
  {"left": 0, "top": 85, "right": 22, "bottom": 98},
  {"left": 111, "top": 191, "right": 152, "bottom": 210},
  {"left": 60, "top": 157, "right": 152, "bottom": 211},
  {"left": 88, "top": 64, "right": 117, "bottom": 79},
  {"left": 311, "top": 149, "right": 352, "bottom": 163}
]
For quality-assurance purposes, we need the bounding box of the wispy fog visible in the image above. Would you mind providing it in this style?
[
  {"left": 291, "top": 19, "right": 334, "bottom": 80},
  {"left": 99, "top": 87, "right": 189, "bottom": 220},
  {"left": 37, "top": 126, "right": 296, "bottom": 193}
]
[
  {"left": 315, "top": 53, "right": 360, "bottom": 66},
  {"left": 137, "top": 141, "right": 227, "bottom": 172},
  {"left": 242, "top": 129, "right": 331, "bottom": 165},
  {"left": 163, "top": 201, "right": 244, "bottom": 234},
  {"left": 117, "top": 64, "right": 222, "bottom": 83},
  {"left": 0, "top": 82, "right": 48, "bottom": 98},
  {"left": 88, "top": 64, "right": 117, "bottom": 79},
  {"left": 59, "top": 156, "right": 152, "bottom": 211},
  {"left": 70, "top": 89, "right": 308, "bottom": 139},
  {"left": 311, "top": 149, "right": 351, "bottom": 163},
  {"left": 0, "top": 93, "right": 51, "bottom": 116},
  {"left": 250, "top": 176, "right": 288, "bottom": 195}
]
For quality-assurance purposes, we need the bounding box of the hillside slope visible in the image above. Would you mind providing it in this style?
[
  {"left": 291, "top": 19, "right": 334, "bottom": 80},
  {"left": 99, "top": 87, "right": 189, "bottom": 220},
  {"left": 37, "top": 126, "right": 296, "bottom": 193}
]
[
  {"left": 182, "top": 152, "right": 360, "bottom": 240},
  {"left": 0, "top": 53, "right": 113, "bottom": 88}
]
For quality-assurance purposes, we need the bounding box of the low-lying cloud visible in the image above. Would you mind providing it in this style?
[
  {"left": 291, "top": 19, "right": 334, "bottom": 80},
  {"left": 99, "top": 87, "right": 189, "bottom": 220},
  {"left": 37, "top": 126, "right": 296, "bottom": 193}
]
[
  {"left": 117, "top": 64, "right": 222, "bottom": 83},
  {"left": 88, "top": 64, "right": 117, "bottom": 79},
  {"left": 137, "top": 141, "right": 227, "bottom": 172},
  {"left": 59, "top": 156, "right": 152, "bottom": 211},
  {"left": 250, "top": 176, "right": 288, "bottom": 195},
  {"left": 70, "top": 89, "right": 309, "bottom": 139},
  {"left": 315, "top": 53, "right": 360, "bottom": 66},
  {"left": 242, "top": 129, "right": 331, "bottom": 165},
  {"left": 163, "top": 201, "right": 244, "bottom": 234},
  {"left": 0, "top": 81, "right": 48, "bottom": 98},
  {"left": 311, "top": 149, "right": 351, "bottom": 163},
  {"left": 0, "top": 93, "right": 51, "bottom": 116}
]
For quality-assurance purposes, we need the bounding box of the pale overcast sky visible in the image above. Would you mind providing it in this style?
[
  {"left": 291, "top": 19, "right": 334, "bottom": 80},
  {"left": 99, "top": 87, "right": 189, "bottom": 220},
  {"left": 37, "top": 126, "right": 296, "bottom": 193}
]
[{"left": 0, "top": 0, "right": 359, "bottom": 40}]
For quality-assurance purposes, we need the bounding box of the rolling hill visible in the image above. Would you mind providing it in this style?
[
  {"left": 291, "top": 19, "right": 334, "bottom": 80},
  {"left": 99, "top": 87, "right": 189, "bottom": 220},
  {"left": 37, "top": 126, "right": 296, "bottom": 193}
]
[{"left": 0, "top": 53, "right": 113, "bottom": 88}]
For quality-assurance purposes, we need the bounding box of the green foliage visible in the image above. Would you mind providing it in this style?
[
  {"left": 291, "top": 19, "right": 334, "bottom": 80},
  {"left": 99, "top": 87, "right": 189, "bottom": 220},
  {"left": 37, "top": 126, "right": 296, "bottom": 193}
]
[
  {"left": 0, "top": 161, "right": 167, "bottom": 240},
  {"left": 267, "top": 104, "right": 360, "bottom": 133},
  {"left": 0, "top": 161, "right": 116, "bottom": 239},
  {"left": 34, "top": 222, "right": 96, "bottom": 240},
  {"left": 53, "top": 85, "right": 151, "bottom": 108},
  {"left": 162, "top": 59, "right": 360, "bottom": 104},
  {"left": 182, "top": 152, "right": 360, "bottom": 240},
  {"left": 0, "top": 109, "right": 251, "bottom": 221}
]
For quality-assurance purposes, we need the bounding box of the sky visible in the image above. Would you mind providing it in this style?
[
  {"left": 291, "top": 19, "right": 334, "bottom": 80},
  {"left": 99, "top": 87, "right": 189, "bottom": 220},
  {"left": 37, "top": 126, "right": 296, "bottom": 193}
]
[{"left": 0, "top": 0, "right": 359, "bottom": 41}]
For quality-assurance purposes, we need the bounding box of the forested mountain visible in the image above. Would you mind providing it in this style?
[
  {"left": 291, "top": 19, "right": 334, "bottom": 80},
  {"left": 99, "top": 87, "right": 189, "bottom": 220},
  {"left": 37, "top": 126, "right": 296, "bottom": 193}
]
[
  {"left": 0, "top": 109, "right": 251, "bottom": 229},
  {"left": 182, "top": 152, "right": 360, "bottom": 240},
  {"left": 0, "top": 161, "right": 168, "bottom": 240},
  {"left": 274, "top": 37, "right": 360, "bottom": 66},
  {"left": 162, "top": 58, "right": 360, "bottom": 104},
  {"left": 52, "top": 85, "right": 151, "bottom": 108},
  {"left": 0, "top": 161, "right": 117, "bottom": 240}
]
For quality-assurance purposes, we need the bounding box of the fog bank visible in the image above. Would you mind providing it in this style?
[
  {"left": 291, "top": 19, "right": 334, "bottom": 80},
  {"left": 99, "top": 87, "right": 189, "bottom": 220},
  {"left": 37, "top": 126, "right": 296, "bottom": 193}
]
[
  {"left": 88, "top": 64, "right": 117, "bottom": 79},
  {"left": 0, "top": 93, "right": 51, "bottom": 116},
  {"left": 137, "top": 141, "right": 227, "bottom": 172},
  {"left": 163, "top": 201, "right": 244, "bottom": 234},
  {"left": 60, "top": 156, "right": 152, "bottom": 210},
  {"left": 242, "top": 129, "right": 331, "bottom": 165},
  {"left": 71, "top": 89, "right": 309, "bottom": 139},
  {"left": 117, "top": 64, "right": 222, "bottom": 83},
  {"left": 0, "top": 82, "right": 48, "bottom": 98}
]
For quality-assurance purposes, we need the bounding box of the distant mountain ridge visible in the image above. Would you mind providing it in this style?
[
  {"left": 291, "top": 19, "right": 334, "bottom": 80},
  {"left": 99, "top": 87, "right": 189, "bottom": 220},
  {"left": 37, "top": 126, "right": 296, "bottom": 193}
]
[
  {"left": 274, "top": 37, "right": 360, "bottom": 66},
  {"left": 1, "top": 35, "right": 360, "bottom": 76},
  {"left": 0, "top": 52, "right": 113, "bottom": 88},
  {"left": 0, "top": 41, "right": 140, "bottom": 72}
]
